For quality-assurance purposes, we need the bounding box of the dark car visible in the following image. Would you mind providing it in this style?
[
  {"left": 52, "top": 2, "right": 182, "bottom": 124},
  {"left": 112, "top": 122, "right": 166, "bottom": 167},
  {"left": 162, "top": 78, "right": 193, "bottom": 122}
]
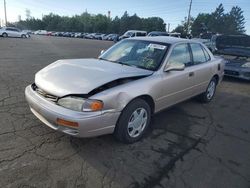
[{"left": 215, "top": 35, "right": 250, "bottom": 81}]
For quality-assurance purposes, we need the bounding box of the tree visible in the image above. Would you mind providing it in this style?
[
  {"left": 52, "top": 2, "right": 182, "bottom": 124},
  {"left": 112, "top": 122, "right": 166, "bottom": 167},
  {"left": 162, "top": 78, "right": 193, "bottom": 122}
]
[
  {"left": 228, "top": 6, "right": 245, "bottom": 34},
  {"left": 184, "top": 3, "right": 246, "bottom": 37},
  {"left": 13, "top": 11, "right": 166, "bottom": 34},
  {"left": 172, "top": 17, "right": 194, "bottom": 37},
  {"left": 191, "top": 13, "right": 211, "bottom": 36}
]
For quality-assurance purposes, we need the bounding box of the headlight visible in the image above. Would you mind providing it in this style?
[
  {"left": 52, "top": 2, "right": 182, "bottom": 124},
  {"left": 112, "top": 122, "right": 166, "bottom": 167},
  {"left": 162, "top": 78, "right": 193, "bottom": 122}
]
[{"left": 57, "top": 96, "right": 103, "bottom": 112}]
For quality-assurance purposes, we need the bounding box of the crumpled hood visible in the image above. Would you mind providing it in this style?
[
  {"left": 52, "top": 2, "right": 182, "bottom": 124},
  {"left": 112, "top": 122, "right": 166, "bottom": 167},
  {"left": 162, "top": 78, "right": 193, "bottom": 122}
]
[{"left": 35, "top": 58, "right": 153, "bottom": 97}]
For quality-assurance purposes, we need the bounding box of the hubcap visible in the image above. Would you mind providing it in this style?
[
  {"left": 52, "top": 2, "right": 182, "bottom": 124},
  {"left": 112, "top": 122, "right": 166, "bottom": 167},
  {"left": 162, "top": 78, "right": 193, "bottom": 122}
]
[
  {"left": 207, "top": 81, "right": 215, "bottom": 100},
  {"left": 127, "top": 108, "right": 148, "bottom": 138}
]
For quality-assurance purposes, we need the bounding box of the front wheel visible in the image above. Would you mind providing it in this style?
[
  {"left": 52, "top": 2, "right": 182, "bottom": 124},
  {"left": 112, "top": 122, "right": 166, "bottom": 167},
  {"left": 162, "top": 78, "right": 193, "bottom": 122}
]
[
  {"left": 114, "top": 98, "right": 151, "bottom": 144},
  {"left": 2, "top": 33, "right": 8, "bottom": 37},
  {"left": 199, "top": 77, "right": 217, "bottom": 103},
  {"left": 21, "top": 34, "right": 26, "bottom": 38}
]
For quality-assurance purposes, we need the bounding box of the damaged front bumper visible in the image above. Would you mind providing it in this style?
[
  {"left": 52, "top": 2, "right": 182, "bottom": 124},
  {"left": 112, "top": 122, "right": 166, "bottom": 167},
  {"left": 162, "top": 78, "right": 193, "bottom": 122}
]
[{"left": 25, "top": 85, "right": 121, "bottom": 137}]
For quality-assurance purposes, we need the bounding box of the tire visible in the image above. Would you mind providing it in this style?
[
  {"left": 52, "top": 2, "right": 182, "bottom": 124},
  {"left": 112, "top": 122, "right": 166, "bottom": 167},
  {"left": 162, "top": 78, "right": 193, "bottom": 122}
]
[
  {"left": 198, "top": 77, "right": 217, "bottom": 103},
  {"left": 21, "top": 34, "right": 26, "bottom": 38},
  {"left": 2, "top": 33, "right": 8, "bottom": 37},
  {"left": 114, "top": 98, "right": 151, "bottom": 144}
]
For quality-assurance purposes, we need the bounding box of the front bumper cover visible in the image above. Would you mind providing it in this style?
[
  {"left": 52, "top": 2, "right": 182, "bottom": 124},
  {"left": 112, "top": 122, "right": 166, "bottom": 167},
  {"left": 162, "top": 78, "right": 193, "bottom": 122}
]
[{"left": 25, "top": 85, "right": 120, "bottom": 137}]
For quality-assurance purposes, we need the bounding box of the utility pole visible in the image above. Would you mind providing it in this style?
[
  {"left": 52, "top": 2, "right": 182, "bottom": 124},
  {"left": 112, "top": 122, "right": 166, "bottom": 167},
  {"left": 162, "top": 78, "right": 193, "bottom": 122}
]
[
  {"left": 4, "top": 0, "right": 7, "bottom": 26},
  {"left": 167, "top": 23, "right": 170, "bottom": 33},
  {"left": 187, "top": 0, "right": 192, "bottom": 35}
]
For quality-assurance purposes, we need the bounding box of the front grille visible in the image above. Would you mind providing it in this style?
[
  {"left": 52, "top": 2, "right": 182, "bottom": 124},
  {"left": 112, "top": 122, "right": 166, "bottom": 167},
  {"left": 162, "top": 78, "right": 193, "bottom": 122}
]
[
  {"left": 224, "top": 70, "right": 239, "bottom": 76},
  {"left": 32, "top": 83, "right": 58, "bottom": 102}
]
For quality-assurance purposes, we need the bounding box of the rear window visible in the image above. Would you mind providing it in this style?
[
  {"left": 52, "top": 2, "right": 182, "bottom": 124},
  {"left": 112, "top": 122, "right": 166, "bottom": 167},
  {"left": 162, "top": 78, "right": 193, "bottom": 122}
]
[
  {"left": 190, "top": 43, "right": 207, "bottom": 64},
  {"left": 137, "top": 32, "right": 147, "bottom": 37}
]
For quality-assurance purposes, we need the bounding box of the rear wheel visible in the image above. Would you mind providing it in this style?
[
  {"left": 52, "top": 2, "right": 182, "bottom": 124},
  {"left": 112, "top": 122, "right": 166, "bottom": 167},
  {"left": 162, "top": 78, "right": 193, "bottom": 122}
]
[
  {"left": 114, "top": 98, "right": 151, "bottom": 144},
  {"left": 21, "top": 34, "right": 26, "bottom": 38},
  {"left": 2, "top": 33, "right": 8, "bottom": 37},
  {"left": 199, "top": 77, "right": 217, "bottom": 103}
]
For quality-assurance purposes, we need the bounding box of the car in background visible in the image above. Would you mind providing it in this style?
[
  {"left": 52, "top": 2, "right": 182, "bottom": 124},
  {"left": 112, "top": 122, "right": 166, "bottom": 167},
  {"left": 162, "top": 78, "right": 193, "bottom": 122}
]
[
  {"left": 215, "top": 34, "right": 250, "bottom": 81},
  {"left": 25, "top": 37, "right": 224, "bottom": 143},
  {"left": 93, "top": 33, "right": 104, "bottom": 40},
  {"left": 0, "top": 27, "right": 30, "bottom": 38},
  {"left": 85, "top": 33, "right": 95, "bottom": 39},
  {"left": 223, "top": 56, "right": 250, "bottom": 81},
  {"left": 22, "top": 30, "right": 32, "bottom": 35},
  {"left": 46, "top": 31, "right": 53, "bottom": 36},
  {"left": 102, "top": 34, "right": 119, "bottom": 41},
  {"left": 62, "top": 32, "right": 71, "bottom": 37},
  {"left": 34, "top": 30, "right": 48, "bottom": 35},
  {"left": 102, "top": 34, "right": 113, "bottom": 40},
  {"left": 148, "top": 31, "right": 169, "bottom": 37},
  {"left": 74, "top": 33, "right": 82, "bottom": 38},
  {"left": 119, "top": 30, "right": 147, "bottom": 40},
  {"left": 110, "top": 34, "right": 120, "bottom": 42},
  {"left": 167, "top": 32, "right": 181, "bottom": 38}
]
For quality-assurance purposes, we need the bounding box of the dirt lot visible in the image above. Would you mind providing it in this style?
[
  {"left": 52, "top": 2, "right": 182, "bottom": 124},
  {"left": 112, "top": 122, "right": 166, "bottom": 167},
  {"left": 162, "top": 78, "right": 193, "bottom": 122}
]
[{"left": 0, "top": 36, "right": 249, "bottom": 188}]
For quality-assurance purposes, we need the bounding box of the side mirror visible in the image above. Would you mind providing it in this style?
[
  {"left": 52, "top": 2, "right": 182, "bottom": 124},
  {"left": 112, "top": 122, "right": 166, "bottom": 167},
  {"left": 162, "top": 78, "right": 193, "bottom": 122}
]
[
  {"left": 164, "top": 62, "right": 185, "bottom": 72},
  {"left": 100, "top": 49, "right": 105, "bottom": 55}
]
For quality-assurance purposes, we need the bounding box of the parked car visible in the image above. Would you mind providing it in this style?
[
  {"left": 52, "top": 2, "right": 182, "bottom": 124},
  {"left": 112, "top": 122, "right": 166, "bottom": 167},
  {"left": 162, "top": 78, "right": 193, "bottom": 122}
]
[
  {"left": 119, "top": 30, "right": 147, "bottom": 40},
  {"left": 46, "top": 31, "right": 53, "bottom": 36},
  {"left": 223, "top": 56, "right": 250, "bottom": 81},
  {"left": 0, "top": 27, "right": 29, "bottom": 38},
  {"left": 74, "top": 33, "right": 82, "bottom": 38},
  {"left": 93, "top": 33, "right": 104, "bottom": 40},
  {"left": 102, "top": 34, "right": 113, "bottom": 40},
  {"left": 167, "top": 32, "right": 181, "bottom": 38},
  {"left": 34, "top": 30, "right": 48, "bottom": 35},
  {"left": 85, "top": 33, "right": 95, "bottom": 39},
  {"left": 108, "top": 34, "right": 119, "bottom": 42},
  {"left": 25, "top": 37, "right": 224, "bottom": 143},
  {"left": 62, "top": 32, "right": 71, "bottom": 37},
  {"left": 148, "top": 31, "right": 169, "bottom": 37},
  {"left": 214, "top": 34, "right": 250, "bottom": 81}
]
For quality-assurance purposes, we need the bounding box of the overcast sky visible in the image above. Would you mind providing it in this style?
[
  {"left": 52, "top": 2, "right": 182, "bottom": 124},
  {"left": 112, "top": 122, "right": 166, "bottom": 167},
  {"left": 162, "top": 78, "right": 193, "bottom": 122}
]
[{"left": 0, "top": 0, "right": 249, "bottom": 34}]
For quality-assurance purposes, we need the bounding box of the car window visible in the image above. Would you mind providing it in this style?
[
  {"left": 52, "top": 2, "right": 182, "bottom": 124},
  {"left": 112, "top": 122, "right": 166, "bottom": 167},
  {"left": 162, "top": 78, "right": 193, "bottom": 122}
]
[
  {"left": 190, "top": 43, "right": 207, "bottom": 64},
  {"left": 100, "top": 40, "right": 168, "bottom": 71},
  {"left": 137, "top": 32, "right": 146, "bottom": 37},
  {"left": 168, "top": 44, "right": 191, "bottom": 66},
  {"left": 202, "top": 46, "right": 211, "bottom": 61}
]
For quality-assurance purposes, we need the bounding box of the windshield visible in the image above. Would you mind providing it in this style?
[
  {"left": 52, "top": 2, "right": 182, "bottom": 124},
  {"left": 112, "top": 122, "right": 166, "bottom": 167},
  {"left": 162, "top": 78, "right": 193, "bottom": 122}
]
[
  {"left": 100, "top": 40, "right": 168, "bottom": 71},
  {"left": 124, "top": 32, "right": 133, "bottom": 37}
]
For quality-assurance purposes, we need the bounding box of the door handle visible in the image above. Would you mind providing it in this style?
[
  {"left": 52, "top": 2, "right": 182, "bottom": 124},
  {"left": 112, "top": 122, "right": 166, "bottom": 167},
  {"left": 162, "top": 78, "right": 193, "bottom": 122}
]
[{"left": 189, "top": 72, "right": 194, "bottom": 77}]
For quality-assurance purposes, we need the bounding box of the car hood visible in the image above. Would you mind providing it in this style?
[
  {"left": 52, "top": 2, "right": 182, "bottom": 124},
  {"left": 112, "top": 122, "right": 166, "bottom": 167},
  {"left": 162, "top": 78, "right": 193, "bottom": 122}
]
[{"left": 35, "top": 58, "right": 153, "bottom": 97}]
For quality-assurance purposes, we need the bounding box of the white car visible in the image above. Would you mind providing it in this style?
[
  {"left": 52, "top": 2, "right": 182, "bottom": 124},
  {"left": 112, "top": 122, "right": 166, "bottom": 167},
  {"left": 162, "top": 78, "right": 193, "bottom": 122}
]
[
  {"left": 119, "top": 30, "right": 147, "bottom": 40},
  {"left": 34, "top": 30, "right": 48, "bottom": 35},
  {"left": 0, "top": 27, "right": 29, "bottom": 38}
]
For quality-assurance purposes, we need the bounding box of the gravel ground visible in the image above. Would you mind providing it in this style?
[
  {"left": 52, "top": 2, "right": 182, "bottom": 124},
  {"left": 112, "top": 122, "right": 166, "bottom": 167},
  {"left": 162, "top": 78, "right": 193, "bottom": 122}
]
[{"left": 0, "top": 36, "right": 249, "bottom": 188}]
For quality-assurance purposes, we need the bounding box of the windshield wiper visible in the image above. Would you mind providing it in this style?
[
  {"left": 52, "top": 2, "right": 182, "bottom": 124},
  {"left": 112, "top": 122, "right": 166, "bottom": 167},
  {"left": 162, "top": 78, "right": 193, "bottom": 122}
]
[
  {"left": 99, "top": 58, "right": 132, "bottom": 67},
  {"left": 99, "top": 57, "right": 109, "bottom": 61},
  {"left": 115, "top": 61, "right": 132, "bottom": 67}
]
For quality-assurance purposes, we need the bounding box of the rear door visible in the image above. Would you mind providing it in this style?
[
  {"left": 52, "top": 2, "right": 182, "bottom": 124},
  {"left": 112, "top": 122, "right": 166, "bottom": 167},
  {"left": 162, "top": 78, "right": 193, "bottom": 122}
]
[
  {"left": 189, "top": 43, "right": 214, "bottom": 95},
  {"left": 12, "top": 28, "right": 21, "bottom": 37}
]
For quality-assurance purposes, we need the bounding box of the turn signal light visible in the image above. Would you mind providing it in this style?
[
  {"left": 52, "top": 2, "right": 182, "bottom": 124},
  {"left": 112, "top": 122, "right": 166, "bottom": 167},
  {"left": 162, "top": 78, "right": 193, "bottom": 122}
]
[
  {"left": 90, "top": 101, "right": 103, "bottom": 111},
  {"left": 57, "top": 118, "right": 79, "bottom": 128}
]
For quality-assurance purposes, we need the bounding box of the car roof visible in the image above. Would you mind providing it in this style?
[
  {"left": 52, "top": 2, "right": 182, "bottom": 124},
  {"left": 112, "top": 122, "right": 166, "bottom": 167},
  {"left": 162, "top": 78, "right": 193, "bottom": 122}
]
[
  {"left": 126, "top": 30, "right": 147, "bottom": 33},
  {"left": 127, "top": 36, "right": 198, "bottom": 45}
]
